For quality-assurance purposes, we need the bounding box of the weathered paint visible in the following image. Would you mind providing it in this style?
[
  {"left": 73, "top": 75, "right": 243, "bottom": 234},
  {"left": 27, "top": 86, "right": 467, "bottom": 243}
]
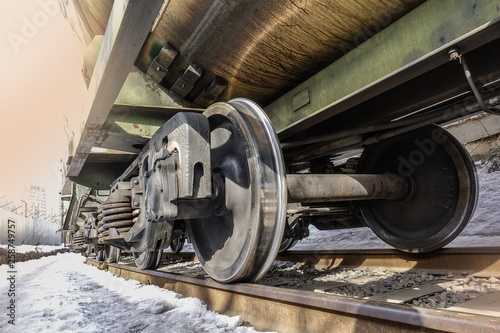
[
  {"left": 69, "top": 0, "right": 165, "bottom": 178},
  {"left": 115, "top": 67, "right": 195, "bottom": 108},
  {"left": 265, "top": 0, "right": 500, "bottom": 134},
  {"left": 69, "top": 66, "right": 198, "bottom": 181},
  {"left": 70, "top": 153, "right": 136, "bottom": 189},
  {"left": 137, "top": 0, "right": 425, "bottom": 105},
  {"left": 104, "top": 103, "right": 202, "bottom": 140}
]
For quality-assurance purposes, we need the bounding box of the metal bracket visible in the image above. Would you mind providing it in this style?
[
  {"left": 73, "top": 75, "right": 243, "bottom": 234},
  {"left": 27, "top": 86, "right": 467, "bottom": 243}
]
[
  {"left": 146, "top": 112, "right": 212, "bottom": 199},
  {"left": 146, "top": 43, "right": 179, "bottom": 82},
  {"left": 171, "top": 63, "right": 203, "bottom": 98},
  {"left": 113, "top": 112, "right": 213, "bottom": 252},
  {"left": 194, "top": 76, "right": 228, "bottom": 107},
  {"left": 144, "top": 157, "right": 179, "bottom": 221}
]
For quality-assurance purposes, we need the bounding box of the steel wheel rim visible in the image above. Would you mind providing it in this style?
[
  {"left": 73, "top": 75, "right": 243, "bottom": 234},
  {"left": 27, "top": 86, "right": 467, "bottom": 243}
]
[
  {"left": 357, "top": 125, "right": 478, "bottom": 252},
  {"left": 187, "top": 98, "right": 286, "bottom": 282},
  {"left": 133, "top": 250, "right": 162, "bottom": 270}
]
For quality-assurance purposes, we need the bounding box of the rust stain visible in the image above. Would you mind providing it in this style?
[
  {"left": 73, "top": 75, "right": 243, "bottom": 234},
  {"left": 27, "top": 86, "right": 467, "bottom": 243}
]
[
  {"left": 133, "top": 123, "right": 140, "bottom": 129},
  {"left": 145, "top": 0, "right": 425, "bottom": 105}
]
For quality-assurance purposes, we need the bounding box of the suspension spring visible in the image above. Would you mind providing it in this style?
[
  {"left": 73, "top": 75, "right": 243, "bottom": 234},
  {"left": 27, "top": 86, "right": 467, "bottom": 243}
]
[{"left": 97, "top": 202, "right": 134, "bottom": 241}]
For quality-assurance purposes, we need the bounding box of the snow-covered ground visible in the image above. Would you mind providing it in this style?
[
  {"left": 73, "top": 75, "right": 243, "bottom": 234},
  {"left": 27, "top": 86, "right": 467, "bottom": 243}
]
[
  {"left": 0, "top": 245, "right": 66, "bottom": 254},
  {"left": 294, "top": 157, "right": 500, "bottom": 250},
  {"left": 0, "top": 253, "right": 267, "bottom": 333}
]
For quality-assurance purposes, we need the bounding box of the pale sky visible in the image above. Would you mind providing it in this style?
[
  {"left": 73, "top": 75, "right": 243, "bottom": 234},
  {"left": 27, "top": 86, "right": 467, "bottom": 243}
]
[{"left": 0, "top": 0, "right": 87, "bottom": 211}]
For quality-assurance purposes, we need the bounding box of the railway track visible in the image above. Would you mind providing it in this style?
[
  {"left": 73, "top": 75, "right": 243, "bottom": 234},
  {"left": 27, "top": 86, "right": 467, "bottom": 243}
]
[{"left": 85, "top": 247, "right": 500, "bottom": 332}]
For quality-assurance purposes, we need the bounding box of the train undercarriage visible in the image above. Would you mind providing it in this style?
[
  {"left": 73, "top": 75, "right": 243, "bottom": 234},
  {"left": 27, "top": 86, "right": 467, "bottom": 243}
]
[{"left": 61, "top": 0, "right": 500, "bottom": 283}]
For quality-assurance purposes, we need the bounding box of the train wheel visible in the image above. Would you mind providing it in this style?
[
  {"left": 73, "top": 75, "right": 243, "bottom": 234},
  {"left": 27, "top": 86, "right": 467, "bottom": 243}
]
[
  {"left": 133, "top": 250, "right": 162, "bottom": 270},
  {"left": 356, "top": 125, "right": 478, "bottom": 252},
  {"left": 187, "top": 99, "right": 287, "bottom": 283},
  {"left": 96, "top": 250, "right": 105, "bottom": 262},
  {"left": 104, "top": 245, "right": 121, "bottom": 263},
  {"left": 170, "top": 236, "right": 185, "bottom": 254},
  {"left": 279, "top": 237, "right": 298, "bottom": 253}
]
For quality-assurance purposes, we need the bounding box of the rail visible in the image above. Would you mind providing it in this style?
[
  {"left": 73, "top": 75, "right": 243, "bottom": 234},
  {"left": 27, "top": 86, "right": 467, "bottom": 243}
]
[{"left": 85, "top": 248, "right": 500, "bottom": 332}]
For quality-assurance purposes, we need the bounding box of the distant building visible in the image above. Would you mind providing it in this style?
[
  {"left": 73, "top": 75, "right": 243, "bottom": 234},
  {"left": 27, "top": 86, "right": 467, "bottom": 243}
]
[{"left": 25, "top": 185, "right": 47, "bottom": 219}]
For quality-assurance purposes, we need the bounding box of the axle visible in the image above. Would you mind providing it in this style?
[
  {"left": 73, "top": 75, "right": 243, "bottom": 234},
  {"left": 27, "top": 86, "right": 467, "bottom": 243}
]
[{"left": 286, "top": 173, "right": 408, "bottom": 203}]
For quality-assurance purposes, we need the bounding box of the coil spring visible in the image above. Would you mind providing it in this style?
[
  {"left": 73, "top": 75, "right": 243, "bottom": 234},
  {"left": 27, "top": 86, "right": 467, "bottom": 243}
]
[
  {"left": 72, "top": 231, "right": 85, "bottom": 248},
  {"left": 97, "top": 202, "right": 135, "bottom": 241}
]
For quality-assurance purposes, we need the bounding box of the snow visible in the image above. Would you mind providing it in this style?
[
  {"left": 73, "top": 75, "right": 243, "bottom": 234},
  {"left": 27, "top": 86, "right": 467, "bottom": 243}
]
[
  {"left": 452, "top": 159, "right": 500, "bottom": 245},
  {"left": 294, "top": 157, "right": 500, "bottom": 250},
  {"left": 0, "top": 245, "right": 66, "bottom": 254},
  {"left": 0, "top": 253, "right": 268, "bottom": 333}
]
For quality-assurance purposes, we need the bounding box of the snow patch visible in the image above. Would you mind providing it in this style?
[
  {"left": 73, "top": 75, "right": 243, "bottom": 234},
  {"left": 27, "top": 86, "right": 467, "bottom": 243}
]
[{"left": 0, "top": 254, "right": 270, "bottom": 332}]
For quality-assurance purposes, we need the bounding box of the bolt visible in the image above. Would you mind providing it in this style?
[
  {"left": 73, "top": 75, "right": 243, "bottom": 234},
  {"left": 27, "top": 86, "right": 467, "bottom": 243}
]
[
  {"left": 134, "top": 202, "right": 139, "bottom": 207},
  {"left": 133, "top": 179, "right": 139, "bottom": 185},
  {"left": 448, "top": 49, "right": 460, "bottom": 61}
]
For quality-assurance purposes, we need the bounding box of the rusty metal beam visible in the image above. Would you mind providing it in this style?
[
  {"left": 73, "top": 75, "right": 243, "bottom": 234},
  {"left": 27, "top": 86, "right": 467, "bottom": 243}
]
[
  {"left": 159, "top": 248, "right": 500, "bottom": 279},
  {"left": 81, "top": 131, "right": 148, "bottom": 154},
  {"left": 104, "top": 103, "right": 202, "bottom": 140},
  {"left": 70, "top": 66, "right": 201, "bottom": 182},
  {"left": 277, "top": 248, "right": 500, "bottom": 278},
  {"left": 76, "top": 103, "right": 204, "bottom": 156},
  {"left": 69, "top": 153, "right": 137, "bottom": 190},
  {"left": 86, "top": 256, "right": 500, "bottom": 333},
  {"left": 68, "top": 0, "right": 165, "bottom": 178}
]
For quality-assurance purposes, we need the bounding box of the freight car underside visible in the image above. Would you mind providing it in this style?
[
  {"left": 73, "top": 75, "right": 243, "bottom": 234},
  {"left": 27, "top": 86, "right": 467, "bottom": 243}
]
[{"left": 65, "top": 0, "right": 500, "bottom": 282}]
